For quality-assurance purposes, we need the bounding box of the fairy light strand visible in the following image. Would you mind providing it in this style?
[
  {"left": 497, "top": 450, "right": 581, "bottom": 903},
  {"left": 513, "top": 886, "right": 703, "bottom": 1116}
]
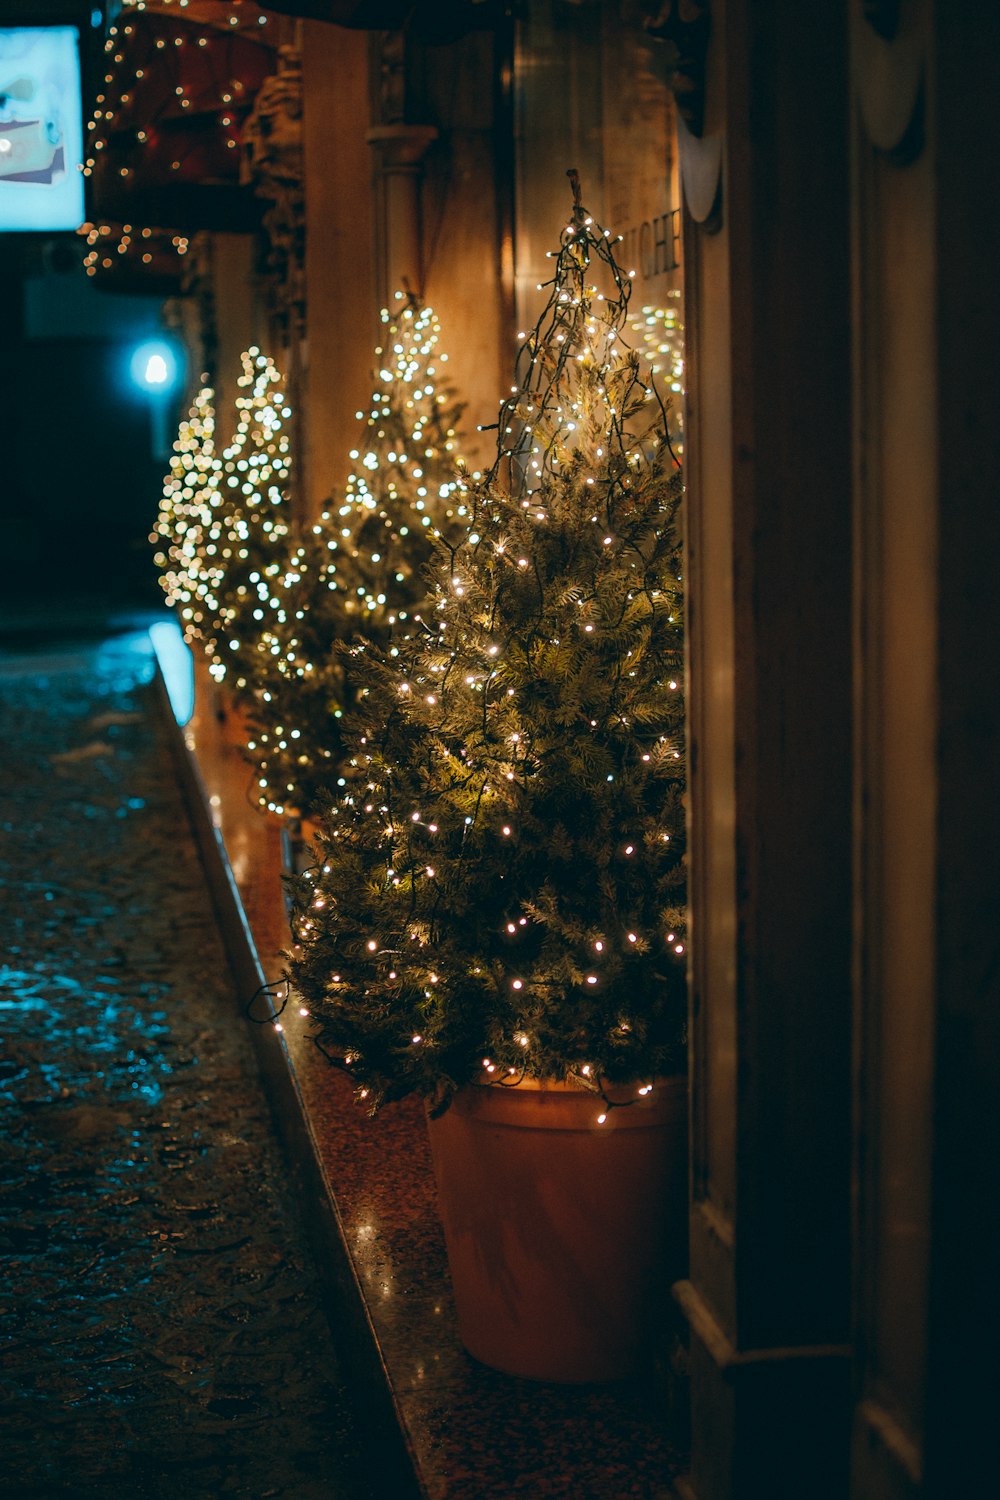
[
  {"left": 239, "top": 293, "right": 470, "bottom": 821},
  {"left": 285, "top": 175, "right": 687, "bottom": 1121}
]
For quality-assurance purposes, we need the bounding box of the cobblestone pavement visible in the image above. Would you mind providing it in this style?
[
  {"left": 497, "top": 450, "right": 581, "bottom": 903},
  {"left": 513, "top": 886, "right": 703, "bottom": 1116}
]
[{"left": 0, "top": 635, "right": 374, "bottom": 1500}]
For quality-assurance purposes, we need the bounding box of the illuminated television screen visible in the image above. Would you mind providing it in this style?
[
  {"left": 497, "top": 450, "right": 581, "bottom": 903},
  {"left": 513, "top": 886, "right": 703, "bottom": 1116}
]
[{"left": 0, "top": 25, "right": 85, "bottom": 232}]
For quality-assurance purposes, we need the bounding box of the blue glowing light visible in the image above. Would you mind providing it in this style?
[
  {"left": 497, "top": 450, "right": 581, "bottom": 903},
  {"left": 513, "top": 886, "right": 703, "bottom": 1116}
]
[{"left": 130, "top": 340, "right": 180, "bottom": 393}]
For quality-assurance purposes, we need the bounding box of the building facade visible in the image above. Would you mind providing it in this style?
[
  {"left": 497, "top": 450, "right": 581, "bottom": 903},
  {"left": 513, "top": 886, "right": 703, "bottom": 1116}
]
[{"left": 82, "top": 2, "right": 1000, "bottom": 1496}]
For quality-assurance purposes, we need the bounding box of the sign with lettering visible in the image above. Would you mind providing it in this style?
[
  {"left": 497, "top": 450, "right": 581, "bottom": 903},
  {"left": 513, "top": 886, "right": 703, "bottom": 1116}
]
[{"left": 618, "top": 207, "right": 682, "bottom": 284}]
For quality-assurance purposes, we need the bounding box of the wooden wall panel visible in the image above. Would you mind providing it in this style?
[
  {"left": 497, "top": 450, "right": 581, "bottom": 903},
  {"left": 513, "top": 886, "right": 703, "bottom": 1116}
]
[
  {"left": 678, "top": 2, "right": 854, "bottom": 1494},
  {"left": 850, "top": 4, "right": 1000, "bottom": 1495},
  {"left": 300, "top": 22, "right": 374, "bottom": 516}
]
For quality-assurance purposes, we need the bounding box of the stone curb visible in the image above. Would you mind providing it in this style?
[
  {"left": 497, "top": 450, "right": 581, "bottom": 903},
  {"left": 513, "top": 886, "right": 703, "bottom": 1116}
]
[{"left": 149, "top": 638, "right": 426, "bottom": 1500}]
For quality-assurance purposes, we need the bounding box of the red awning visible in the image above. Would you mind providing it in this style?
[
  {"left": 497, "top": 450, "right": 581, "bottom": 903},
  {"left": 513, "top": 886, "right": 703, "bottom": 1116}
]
[
  {"left": 80, "top": 219, "right": 192, "bottom": 295},
  {"left": 253, "top": 1, "right": 504, "bottom": 45},
  {"left": 88, "top": 8, "right": 275, "bottom": 230}
]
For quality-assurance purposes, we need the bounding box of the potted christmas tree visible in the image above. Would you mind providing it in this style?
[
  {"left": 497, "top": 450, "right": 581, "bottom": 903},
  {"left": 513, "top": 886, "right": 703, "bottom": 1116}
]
[
  {"left": 153, "top": 349, "right": 296, "bottom": 747},
  {"left": 152, "top": 381, "right": 221, "bottom": 645},
  {"left": 287, "top": 178, "right": 687, "bottom": 1382},
  {"left": 240, "top": 529, "right": 349, "bottom": 821},
  {"left": 242, "top": 294, "right": 468, "bottom": 822},
  {"left": 205, "top": 348, "right": 294, "bottom": 717},
  {"left": 151, "top": 378, "right": 244, "bottom": 734}
]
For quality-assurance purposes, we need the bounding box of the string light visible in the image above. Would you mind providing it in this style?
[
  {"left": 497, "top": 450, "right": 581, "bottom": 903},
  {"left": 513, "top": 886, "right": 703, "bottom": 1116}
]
[
  {"left": 285, "top": 179, "right": 687, "bottom": 1115},
  {"left": 151, "top": 381, "right": 219, "bottom": 631},
  {"left": 85, "top": 0, "right": 275, "bottom": 264},
  {"left": 152, "top": 350, "right": 294, "bottom": 754},
  {"left": 237, "top": 296, "right": 469, "bottom": 820}
]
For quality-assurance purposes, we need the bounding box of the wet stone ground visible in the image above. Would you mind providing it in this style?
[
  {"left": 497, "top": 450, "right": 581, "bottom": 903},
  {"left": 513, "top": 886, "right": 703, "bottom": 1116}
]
[{"left": 0, "top": 635, "right": 374, "bottom": 1499}]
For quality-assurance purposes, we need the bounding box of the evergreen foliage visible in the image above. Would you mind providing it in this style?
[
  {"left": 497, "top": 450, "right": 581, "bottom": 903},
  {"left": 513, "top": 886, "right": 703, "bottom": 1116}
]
[
  {"left": 152, "top": 383, "right": 221, "bottom": 641},
  {"left": 243, "top": 296, "right": 468, "bottom": 818},
  {"left": 203, "top": 348, "right": 294, "bottom": 696},
  {"left": 242, "top": 530, "right": 349, "bottom": 818},
  {"left": 321, "top": 294, "right": 468, "bottom": 630},
  {"left": 287, "top": 185, "right": 686, "bottom": 1114}
]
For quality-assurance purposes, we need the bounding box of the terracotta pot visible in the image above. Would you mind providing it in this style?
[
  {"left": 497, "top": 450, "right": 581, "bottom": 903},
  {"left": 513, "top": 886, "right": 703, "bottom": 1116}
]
[{"left": 426, "top": 1074, "right": 687, "bottom": 1382}]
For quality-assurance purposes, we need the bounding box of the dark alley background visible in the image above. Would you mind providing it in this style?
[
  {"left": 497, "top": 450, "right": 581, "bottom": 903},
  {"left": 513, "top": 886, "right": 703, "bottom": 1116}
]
[{"left": 0, "top": 235, "right": 177, "bottom": 623}]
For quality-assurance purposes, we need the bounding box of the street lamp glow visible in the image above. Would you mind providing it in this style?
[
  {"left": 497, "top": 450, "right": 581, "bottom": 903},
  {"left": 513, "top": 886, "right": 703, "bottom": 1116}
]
[
  {"left": 130, "top": 340, "right": 178, "bottom": 392},
  {"left": 129, "top": 340, "right": 183, "bottom": 459},
  {"left": 145, "top": 353, "right": 168, "bottom": 385}
]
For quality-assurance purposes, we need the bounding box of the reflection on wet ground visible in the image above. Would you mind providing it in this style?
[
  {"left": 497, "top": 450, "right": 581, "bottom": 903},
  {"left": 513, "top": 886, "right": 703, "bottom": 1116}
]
[{"left": 0, "top": 633, "right": 372, "bottom": 1499}]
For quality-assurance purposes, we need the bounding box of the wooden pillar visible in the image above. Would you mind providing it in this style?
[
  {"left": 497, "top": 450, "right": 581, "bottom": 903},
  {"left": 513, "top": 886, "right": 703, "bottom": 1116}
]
[
  {"left": 676, "top": 3, "right": 854, "bottom": 1495},
  {"left": 849, "top": 4, "right": 1000, "bottom": 1495},
  {"left": 366, "top": 122, "right": 438, "bottom": 305},
  {"left": 211, "top": 233, "right": 259, "bottom": 448},
  {"left": 300, "top": 21, "right": 374, "bottom": 517},
  {"left": 400, "top": 28, "right": 508, "bottom": 467}
]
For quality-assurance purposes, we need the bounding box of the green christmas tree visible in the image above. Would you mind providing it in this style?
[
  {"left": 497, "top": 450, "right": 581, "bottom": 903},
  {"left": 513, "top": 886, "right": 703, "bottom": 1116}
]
[
  {"left": 204, "top": 348, "right": 294, "bottom": 696},
  {"left": 324, "top": 293, "right": 468, "bottom": 629},
  {"left": 243, "top": 296, "right": 468, "bottom": 819},
  {"left": 152, "top": 382, "right": 222, "bottom": 642},
  {"left": 242, "top": 529, "right": 349, "bottom": 818},
  {"left": 287, "top": 180, "right": 686, "bottom": 1115}
]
